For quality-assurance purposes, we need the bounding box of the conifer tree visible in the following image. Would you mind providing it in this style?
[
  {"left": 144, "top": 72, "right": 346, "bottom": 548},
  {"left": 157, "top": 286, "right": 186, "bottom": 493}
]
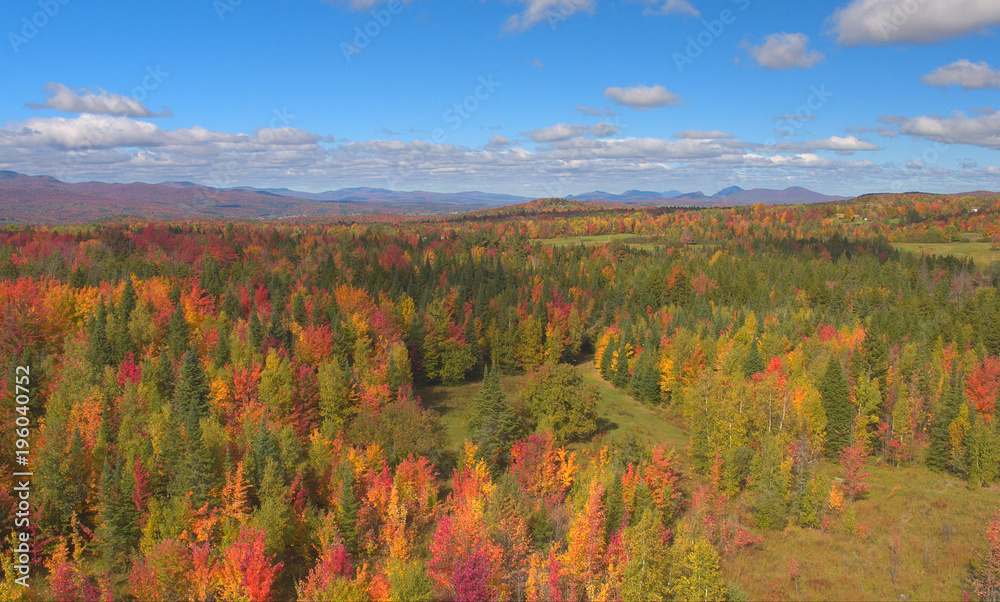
[
  {"left": 87, "top": 299, "right": 113, "bottom": 375},
  {"left": 820, "top": 358, "right": 852, "bottom": 458},
  {"left": 927, "top": 375, "right": 963, "bottom": 472},
  {"left": 468, "top": 365, "right": 523, "bottom": 468},
  {"left": 175, "top": 348, "right": 210, "bottom": 420},
  {"left": 166, "top": 303, "right": 190, "bottom": 359}
]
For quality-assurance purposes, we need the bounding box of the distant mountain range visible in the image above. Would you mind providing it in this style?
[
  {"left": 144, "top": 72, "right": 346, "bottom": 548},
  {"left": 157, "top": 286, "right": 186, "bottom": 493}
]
[
  {"left": 567, "top": 186, "right": 847, "bottom": 206},
  {"left": 0, "top": 170, "right": 856, "bottom": 224}
]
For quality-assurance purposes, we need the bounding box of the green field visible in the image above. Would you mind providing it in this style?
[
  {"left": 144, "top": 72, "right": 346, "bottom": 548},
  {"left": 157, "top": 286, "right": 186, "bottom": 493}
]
[
  {"left": 530, "top": 233, "right": 672, "bottom": 248},
  {"left": 726, "top": 463, "right": 999, "bottom": 600},
  {"left": 893, "top": 240, "right": 1000, "bottom": 267},
  {"left": 417, "top": 358, "right": 688, "bottom": 459}
]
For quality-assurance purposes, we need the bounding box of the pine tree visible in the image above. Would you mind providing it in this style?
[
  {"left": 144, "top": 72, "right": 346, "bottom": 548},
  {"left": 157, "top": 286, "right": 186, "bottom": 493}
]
[
  {"left": 248, "top": 308, "right": 265, "bottom": 352},
  {"left": 467, "top": 365, "right": 523, "bottom": 469},
  {"left": 820, "top": 358, "right": 852, "bottom": 458},
  {"left": 175, "top": 348, "right": 210, "bottom": 420},
  {"left": 965, "top": 413, "right": 1000, "bottom": 487},
  {"left": 612, "top": 337, "right": 631, "bottom": 389},
  {"left": 87, "top": 299, "right": 113, "bottom": 375},
  {"left": 166, "top": 303, "right": 190, "bottom": 359},
  {"left": 927, "top": 376, "right": 963, "bottom": 472}
]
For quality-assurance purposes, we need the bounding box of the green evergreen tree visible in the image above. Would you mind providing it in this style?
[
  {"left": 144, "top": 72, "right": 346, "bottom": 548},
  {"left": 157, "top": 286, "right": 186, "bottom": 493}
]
[
  {"left": 927, "top": 376, "right": 963, "bottom": 472},
  {"left": 612, "top": 336, "right": 631, "bottom": 389},
  {"left": 87, "top": 299, "right": 113, "bottom": 375},
  {"left": 166, "top": 303, "right": 190, "bottom": 359},
  {"left": 820, "top": 358, "right": 853, "bottom": 458},
  {"left": 964, "top": 412, "right": 999, "bottom": 486},
  {"left": 175, "top": 348, "right": 210, "bottom": 420},
  {"left": 248, "top": 307, "right": 265, "bottom": 351},
  {"left": 467, "top": 365, "right": 524, "bottom": 469},
  {"left": 600, "top": 336, "right": 616, "bottom": 381}
]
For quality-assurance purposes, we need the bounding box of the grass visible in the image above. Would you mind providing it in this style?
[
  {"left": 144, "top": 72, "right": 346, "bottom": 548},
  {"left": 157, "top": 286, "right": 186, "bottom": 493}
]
[
  {"left": 529, "top": 233, "right": 679, "bottom": 249},
  {"left": 416, "top": 358, "right": 689, "bottom": 460},
  {"left": 892, "top": 240, "right": 1000, "bottom": 267},
  {"left": 724, "top": 463, "right": 999, "bottom": 600}
]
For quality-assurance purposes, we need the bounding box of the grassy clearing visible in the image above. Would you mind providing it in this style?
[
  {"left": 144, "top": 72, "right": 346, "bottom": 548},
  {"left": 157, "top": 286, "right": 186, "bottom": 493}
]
[
  {"left": 724, "top": 463, "right": 999, "bottom": 600},
  {"left": 416, "top": 359, "right": 689, "bottom": 460},
  {"left": 893, "top": 240, "right": 1000, "bottom": 267},
  {"left": 530, "top": 233, "right": 678, "bottom": 248}
]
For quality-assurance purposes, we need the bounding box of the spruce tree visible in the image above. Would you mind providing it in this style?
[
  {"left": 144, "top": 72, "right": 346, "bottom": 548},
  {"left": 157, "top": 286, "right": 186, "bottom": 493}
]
[
  {"left": 175, "top": 348, "right": 210, "bottom": 420},
  {"left": 820, "top": 358, "right": 852, "bottom": 458},
  {"left": 927, "top": 376, "right": 963, "bottom": 472},
  {"left": 87, "top": 299, "right": 113, "bottom": 375},
  {"left": 612, "top": 337, "right": 631, "bottom": 389},
  {"left": 248, "top": 307, "right": 265, "bottom": 351},
  {"left": 600, "top": 337, "right": 616, "bottom": 381},
  {"left": 166, "top": 303, "right": 190, "bottom": 359},
  {"left": 467, "top": 365, "right": 522, "bottom": 468}
]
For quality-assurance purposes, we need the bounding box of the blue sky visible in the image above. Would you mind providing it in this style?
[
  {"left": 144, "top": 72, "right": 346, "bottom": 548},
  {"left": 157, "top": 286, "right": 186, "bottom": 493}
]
[{"left": 2, "top": 0, "right": 999, "bottom": 196}]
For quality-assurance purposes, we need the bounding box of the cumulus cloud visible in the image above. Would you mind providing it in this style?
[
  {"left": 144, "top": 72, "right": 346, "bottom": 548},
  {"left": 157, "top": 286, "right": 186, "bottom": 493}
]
[
  {"left": 0, "top": 114, "right": 324, "bottom": 152},
  {"left": 744, "top": 33, "right": 824, "bottom": 69},
  {"left": 485, "top": 134, "right": 513, "bottom": 148},
  {"left": 828, "top": 0, "right": 1000, "bottom": 45},
  {"left": 892, "top": 110, "right": 1000, "bottom": 149},
  {"left": 503, "top": 0, "right": 595, "bottom": 32},
  {"left": 921, "top": 59, "right": 1000, "bottom": 89},
  {"left": 0, "top": 111, "right": 989, "bottom": 196},
  {"left": 630, "top": 0, "right": 699, "bottom": 17},
  {"left": 604, "top": 85, "right": 682, "bottom": 110},
  {"left": 673, "top": 129, "right": 734, "bottom": 140},
  {"left": 522, "top": 121, "right": 622, "bottom": 143},
  {"left": 764, "top": 135, "right": 882, "bottom": 154},
  {"left": 28, "top": 83, "right": 171, "bottom": 118}
]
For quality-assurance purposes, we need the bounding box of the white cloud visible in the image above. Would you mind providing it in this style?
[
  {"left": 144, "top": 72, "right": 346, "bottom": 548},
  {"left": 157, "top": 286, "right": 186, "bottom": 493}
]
[
  {"left": 604, "top": 85, "right": 682, "bottom": 110},
  {"left": 485, "top": 134, "right": 512, "bottom": 148},
  {"left": 921, "top": 59, "right": 1000, "bottom": 89},
  {"left": 630, "top": 0, "right": 699, "bottom": 17},
  {"left": 828, "top": 0, "right": 1000, "bottom": 45},
  {"left": 28, "top": 83, "right": 171, "bottom": 118},
  {"left": 1, "top": 112, "right": 991, "bottom": 196},
  {"left": 673, "top": 129, "right": 734, "bottom": 140},
  {"left": 744, "top": 33, "right": 824, "bottom": 69},
  {"left": 522, "top": 121, "right": 622, "bottom": 143},
  {"left": 893, "top": 110, "right": 1000, "bottom": 149},
  {"left": 765, "top": 135, "right": 881, "bottom": 153},
  {"left": 0, "top": 114, "right": 324, "bottom": 152},
  {"left": 503, "top": 0, "right": 596, "bottom": 32}
]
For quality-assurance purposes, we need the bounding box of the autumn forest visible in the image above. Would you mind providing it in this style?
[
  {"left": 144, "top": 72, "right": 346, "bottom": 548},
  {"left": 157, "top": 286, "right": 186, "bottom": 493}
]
[{"left": 1, "top": 194, "right": 1000, "bottom": 601}]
